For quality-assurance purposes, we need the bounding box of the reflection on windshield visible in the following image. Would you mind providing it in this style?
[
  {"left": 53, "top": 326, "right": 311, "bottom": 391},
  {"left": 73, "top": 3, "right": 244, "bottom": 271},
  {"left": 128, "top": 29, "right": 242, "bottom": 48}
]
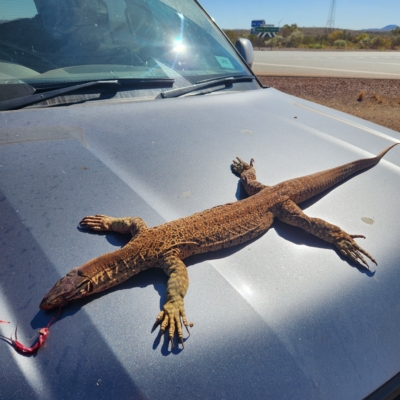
[{"left": 0, "top": 0, "right": 250, "bottom": 85}]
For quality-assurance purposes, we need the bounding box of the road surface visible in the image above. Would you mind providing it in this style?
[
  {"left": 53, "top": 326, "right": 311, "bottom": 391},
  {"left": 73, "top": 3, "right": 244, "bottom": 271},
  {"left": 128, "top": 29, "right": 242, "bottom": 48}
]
[{"left": 252, "top": 51, "right": 400, "bottom": 79}]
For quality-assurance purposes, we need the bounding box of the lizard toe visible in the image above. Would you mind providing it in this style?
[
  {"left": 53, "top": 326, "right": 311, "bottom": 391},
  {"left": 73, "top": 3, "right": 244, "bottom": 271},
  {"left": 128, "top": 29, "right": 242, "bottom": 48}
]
[
  {"left": 155, "top": 299, "right": 190, "bottom": 349},
  {"left": 336, "top": 235, "right": 377, "bottom": 268}
]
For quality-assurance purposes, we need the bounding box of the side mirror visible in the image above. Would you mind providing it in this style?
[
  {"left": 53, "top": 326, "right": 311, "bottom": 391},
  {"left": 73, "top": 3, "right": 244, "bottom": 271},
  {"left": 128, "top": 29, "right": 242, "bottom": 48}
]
[{"left": 235, "top": 38, "right": 254, "bottom": 68}]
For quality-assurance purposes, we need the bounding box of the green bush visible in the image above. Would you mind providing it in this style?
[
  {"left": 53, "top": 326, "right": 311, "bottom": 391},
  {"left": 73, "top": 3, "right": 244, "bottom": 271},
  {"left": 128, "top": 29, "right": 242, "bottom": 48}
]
[
  {"left": 354, "top": 33, "right": 369, "bottom": 43},
  {"left": 359, "top": 37, "right": 371, "bottom": 48},
  {"left": 370, "top": 36, "right": 392, "bottom": 49},
  {"left": 285, "top": 29, "right": 304, "bottom": 47},
  {"left": 392, "top": 27, "right": 400, "bottom": 36},
  {"left": 334, "top": 39, "right": 347, "bottom": 49},
  {"left": 391, "top": 35, "right": 400, "bottom": 48},
  {"left": 328, "top": 30, "right": 344, "bottom": 44},
  {"left": 265, "top": 35, "right": 283, "bottom": 47},
  {"left": 302, "top": 35, "right": 315, "bottom": 45}
]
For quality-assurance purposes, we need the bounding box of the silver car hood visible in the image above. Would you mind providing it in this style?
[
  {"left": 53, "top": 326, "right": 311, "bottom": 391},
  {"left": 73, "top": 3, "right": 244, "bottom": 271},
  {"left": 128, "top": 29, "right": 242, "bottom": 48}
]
[{"left": 1, "top": 88, "right": 399, "bottom": 399}]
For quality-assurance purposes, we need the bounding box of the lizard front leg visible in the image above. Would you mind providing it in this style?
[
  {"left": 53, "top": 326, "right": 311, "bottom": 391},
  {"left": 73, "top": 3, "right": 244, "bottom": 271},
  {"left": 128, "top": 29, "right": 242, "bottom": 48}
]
[
  {"left": 155, "top": 254, "right": 190, "bottom": 349},
  {"left": 231, "top": 157, "right": 268, "bottom": 196},
  {"left": 274, "top": 199, "right": 377, "bottom": 268},
  {"left": 79, "top": 215, "right": 147, "bottom": 237}
]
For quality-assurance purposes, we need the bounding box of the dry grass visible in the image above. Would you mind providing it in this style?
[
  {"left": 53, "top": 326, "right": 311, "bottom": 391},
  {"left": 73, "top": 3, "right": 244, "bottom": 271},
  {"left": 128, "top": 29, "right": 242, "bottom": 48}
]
[{"left": 258, "top": 76, "right": 400, "bottom": 133}]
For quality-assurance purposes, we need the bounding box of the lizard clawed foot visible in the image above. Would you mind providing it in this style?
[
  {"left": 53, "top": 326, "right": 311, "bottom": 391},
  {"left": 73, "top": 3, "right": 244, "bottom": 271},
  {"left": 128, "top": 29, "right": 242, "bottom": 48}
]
[
  {"left": 335, "top": 233, "right": 377, "bottom": 269},
  {"left": 154, "top": 298, "right": 190, "bottom": 350},
  {"left": 231, "top": 157, "right": 254, "bottom": 176},
  {"left": 79, "top": 214, "right": 113, "bottom": 231}
]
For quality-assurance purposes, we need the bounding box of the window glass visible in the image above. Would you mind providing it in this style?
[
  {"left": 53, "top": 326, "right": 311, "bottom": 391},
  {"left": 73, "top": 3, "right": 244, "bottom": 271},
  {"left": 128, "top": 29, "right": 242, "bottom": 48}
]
[{"left": 0, "top": 0, "right": 250, "bottom": 86}]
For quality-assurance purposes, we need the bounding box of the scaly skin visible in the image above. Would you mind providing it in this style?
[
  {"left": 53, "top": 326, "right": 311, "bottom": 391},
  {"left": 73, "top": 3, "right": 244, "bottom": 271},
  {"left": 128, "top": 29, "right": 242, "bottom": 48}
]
[{"left": 40, "top": 143, "right": 399, "bottom": 348}]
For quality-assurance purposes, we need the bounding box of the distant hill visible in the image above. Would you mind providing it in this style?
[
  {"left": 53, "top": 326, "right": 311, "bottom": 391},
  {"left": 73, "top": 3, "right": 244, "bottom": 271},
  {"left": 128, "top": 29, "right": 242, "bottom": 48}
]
[{"left": 364, "top": 24, "right": 399, "bottom": 31}]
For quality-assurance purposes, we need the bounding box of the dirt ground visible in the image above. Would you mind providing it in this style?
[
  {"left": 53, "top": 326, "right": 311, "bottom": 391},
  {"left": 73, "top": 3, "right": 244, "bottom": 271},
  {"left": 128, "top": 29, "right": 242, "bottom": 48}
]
[{"left": 257, "top": 76, "right": 400, "bottom": 134}]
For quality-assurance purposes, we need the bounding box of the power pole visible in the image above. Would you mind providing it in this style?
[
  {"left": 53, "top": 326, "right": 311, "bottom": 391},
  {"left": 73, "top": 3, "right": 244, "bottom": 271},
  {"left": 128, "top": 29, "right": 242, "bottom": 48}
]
[{"left": 326, "top": 0, "right": 336, "bottom": 31}]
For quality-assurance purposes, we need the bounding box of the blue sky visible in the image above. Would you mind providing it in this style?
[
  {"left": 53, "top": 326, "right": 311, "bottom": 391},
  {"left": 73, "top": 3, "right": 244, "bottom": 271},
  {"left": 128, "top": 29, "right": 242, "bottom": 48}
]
[
  {"left": 1, "top": 0, "right": 397, "bottom": 31},
  {"left": 199, "top": 0, "right": 399, "bottom": 30}
]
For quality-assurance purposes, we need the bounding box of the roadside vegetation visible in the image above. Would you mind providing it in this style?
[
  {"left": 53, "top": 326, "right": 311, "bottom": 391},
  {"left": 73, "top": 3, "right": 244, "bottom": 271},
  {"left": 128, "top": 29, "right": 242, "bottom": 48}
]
[
  {"left": 258, "top": 76, "right": 400, "bottom": 132},
  {"left": 224, "top": 25, "right": 400, "bottom": 50}
]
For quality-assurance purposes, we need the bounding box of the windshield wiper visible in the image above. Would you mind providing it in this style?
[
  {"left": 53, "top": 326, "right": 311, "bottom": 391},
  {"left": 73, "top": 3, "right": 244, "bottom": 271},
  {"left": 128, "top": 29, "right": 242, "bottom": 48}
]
[
  {"left": 0, "top": 78, "right": 175, "bottom": 111},
  {"left": 159, "top": 75, "right": 255, "bottom": 99},
  {"left": 0, "top": 80, "right": 121, "bottom": 111}
]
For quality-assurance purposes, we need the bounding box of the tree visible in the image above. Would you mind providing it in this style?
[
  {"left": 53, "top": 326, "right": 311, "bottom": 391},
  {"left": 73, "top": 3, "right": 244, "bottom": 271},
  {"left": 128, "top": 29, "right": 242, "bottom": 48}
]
[{"left": 280, "top": 23, "right": 300, "bottom": 38}]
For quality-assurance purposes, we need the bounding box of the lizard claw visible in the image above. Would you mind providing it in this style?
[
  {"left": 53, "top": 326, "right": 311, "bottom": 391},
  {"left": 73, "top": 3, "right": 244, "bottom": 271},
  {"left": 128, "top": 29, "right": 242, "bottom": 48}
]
[
  {"left": 231, "top": 157, "right": 254, "bottom": 176},
  {"left": 336, "top": 234, "right": 377, "bottom": 269},
  {"left": 79, "top": 214, "right": 113, "bottom": 231},
  {"left": 154, "top": 299, "right": 190, "bottom": 349}
]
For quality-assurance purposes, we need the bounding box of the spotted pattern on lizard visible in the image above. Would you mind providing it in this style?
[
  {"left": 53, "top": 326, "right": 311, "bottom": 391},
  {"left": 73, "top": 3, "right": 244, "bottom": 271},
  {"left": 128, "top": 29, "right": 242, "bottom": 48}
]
[{"left": 40, "top": 143, "right": 398, "bottom": 348}]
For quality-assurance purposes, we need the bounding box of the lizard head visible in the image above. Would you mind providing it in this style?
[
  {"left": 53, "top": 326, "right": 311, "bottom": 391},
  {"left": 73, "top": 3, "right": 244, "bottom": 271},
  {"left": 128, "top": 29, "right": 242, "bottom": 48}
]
[{"left": 40, "top": 268, "right": 93, "bottom": 310}]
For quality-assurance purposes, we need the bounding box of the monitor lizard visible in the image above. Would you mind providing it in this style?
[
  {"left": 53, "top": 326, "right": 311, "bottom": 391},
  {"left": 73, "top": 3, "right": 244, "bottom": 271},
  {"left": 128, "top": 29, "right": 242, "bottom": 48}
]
[{"left": 40, "top": 143, "right": 399, "bottom": 348}]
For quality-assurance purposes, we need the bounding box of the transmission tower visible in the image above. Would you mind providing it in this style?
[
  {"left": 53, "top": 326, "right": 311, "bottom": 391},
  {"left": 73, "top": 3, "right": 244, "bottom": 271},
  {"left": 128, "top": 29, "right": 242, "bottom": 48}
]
[{"left": 326, "top": 0, "right": 336, "bottom": 30}]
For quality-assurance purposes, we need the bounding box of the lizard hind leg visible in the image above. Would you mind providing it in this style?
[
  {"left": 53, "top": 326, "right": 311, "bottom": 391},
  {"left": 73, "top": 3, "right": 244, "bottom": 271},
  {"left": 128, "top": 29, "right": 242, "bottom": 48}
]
[
  {"left": 231, "top": 157, "right": 268, "bottom": 196},
  {"left": 274, "top": 199, "right": 377, "bottom": 269}
]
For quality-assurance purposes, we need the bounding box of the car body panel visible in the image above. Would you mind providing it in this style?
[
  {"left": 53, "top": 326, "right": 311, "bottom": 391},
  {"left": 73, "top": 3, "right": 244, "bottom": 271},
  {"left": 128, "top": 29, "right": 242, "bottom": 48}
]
[{"left": 1, "top": 88, "right": 400, "bottom": 399}]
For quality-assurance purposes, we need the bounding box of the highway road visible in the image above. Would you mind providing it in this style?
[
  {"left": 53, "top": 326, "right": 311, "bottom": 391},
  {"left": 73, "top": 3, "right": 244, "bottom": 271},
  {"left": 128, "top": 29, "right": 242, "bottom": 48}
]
[{"left": 252, "top": 51, "right": 400, "bottom": 79}]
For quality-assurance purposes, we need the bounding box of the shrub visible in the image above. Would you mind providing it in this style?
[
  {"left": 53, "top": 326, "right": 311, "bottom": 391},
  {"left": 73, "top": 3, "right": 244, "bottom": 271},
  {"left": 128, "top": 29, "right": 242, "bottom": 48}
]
[
  {"left": 328, "top": 30, "right": 344, "bottom": 44},
  {"left": 302, "top": 35, "right": 315, "bottom": 45},
  {"left": 285, "top": 29, "right": 304, "bottom": 47},
  {"left": 359, "top": 37, "right": 371, "bottom": 49},
  {"left": 334, "top": 39, "right": 347, "bottom": 48},
  {"left": 354, "top": 33, "right": 369, "bottom": 43},
  {"left": 391, "top": 27, "right": 400, "bottom": 36},
  {"left": 370, "top": 36, "right": 392, "bottom": 49},
  {"left": 391, "top": 34, "right": 400, "bottom": 48},
  {"left": 265, "top": 35, "right": 283, "bottom": 47}
]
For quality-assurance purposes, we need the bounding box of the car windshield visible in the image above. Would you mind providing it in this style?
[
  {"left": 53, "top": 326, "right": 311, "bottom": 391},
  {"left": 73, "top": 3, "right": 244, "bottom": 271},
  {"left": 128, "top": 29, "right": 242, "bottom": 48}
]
[{"left": 0, "top": 0, "right": 253, "bottom": 89}]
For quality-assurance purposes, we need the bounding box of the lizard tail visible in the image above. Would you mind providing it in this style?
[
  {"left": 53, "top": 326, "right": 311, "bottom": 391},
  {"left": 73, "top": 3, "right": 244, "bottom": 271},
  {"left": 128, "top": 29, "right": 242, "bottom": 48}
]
[
  {"left": 285, "top": 142, "right": 400, "bottom": 204},
  {"left": 375, "top": 142, "right": 400, "bottom": 160}
]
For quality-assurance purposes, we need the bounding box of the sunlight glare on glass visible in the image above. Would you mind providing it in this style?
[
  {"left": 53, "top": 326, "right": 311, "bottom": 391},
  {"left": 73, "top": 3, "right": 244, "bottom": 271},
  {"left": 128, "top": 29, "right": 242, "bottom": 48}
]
[{"left": 173, "top": 38, "right": 186, "bottom": 53}]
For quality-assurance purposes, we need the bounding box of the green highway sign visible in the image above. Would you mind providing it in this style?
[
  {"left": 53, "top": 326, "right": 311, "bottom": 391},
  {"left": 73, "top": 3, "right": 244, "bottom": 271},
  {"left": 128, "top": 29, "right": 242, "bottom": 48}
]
[{"left": 254, "top": 26, "right": 280, "bottom": 32}]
